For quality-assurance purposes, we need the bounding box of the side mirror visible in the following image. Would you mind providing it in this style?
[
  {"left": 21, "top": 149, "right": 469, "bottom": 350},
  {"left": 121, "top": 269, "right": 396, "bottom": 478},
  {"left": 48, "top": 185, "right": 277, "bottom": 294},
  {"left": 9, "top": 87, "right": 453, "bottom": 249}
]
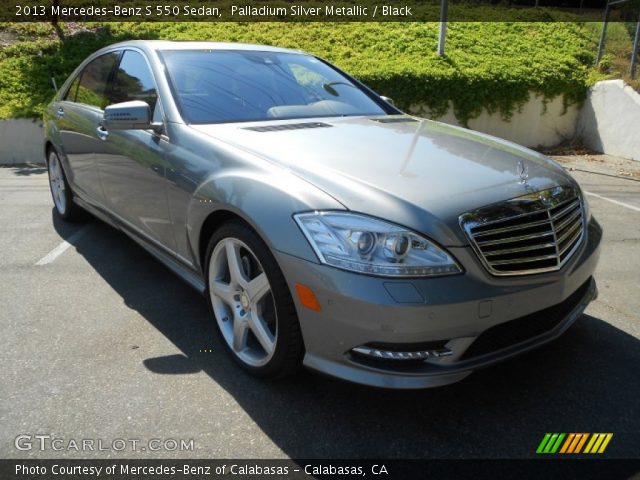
[
  {"left": 380, "top": 96, "right": 395, "bottom": 105},
  {"left": 103, "top": 101, "right": 161, "bottom": 132}
]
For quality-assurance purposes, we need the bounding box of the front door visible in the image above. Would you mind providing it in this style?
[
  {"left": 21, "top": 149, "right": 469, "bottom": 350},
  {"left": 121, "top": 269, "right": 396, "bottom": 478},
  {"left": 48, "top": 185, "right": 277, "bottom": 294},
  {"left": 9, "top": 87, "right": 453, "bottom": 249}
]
[{"left": 97, "top": 49, "right": 176, "bottom": 253}]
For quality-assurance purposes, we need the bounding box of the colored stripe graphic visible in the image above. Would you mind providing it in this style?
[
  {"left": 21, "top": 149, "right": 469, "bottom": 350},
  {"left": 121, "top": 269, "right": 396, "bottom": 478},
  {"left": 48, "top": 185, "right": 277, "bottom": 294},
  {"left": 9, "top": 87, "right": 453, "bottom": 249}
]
[
  {"left": 550, "top": 433, "right": 565, "bottom": 453},
  {"left": 598, "top": 434, "right": 613, "bottom": 453},
  {"left": 567, "top": 433, "right": 583, "bottom": 453},
  {"left": 544, "top": 434, "right": 559, "bottom": 453},
  {"left": 537, "top": 433, "right": 613, "bottom": 454},
  {"left": 591, "top": 434, "right": 606, "bottom": 453},
  {"left": 536, "top": 433, "right": 552, "bottom": 454},
  {"left": 574, "top": 434, "right": 589, "bottom": 453},
  {"left": 584, "top": 434, "right": 598, "bottom": 453},
  {"left": 559, "top": 433, "right": 575, "bottom": 453},
  {"left": 536, "top": 433, "right": 565, "bottom": 454},
  {"left": 584, "top": 433, "right": 614, "bottom": 454}
]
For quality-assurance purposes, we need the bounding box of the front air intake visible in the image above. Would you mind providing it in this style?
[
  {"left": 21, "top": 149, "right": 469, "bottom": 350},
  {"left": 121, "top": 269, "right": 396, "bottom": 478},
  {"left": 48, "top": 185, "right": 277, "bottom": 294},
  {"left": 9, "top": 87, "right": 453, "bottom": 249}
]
[
  {"left": 370, "top": 117, "right": 418, "bottom": 124},
  {"left": 242, "top": 122, "right": 332, "bottom": 132}
]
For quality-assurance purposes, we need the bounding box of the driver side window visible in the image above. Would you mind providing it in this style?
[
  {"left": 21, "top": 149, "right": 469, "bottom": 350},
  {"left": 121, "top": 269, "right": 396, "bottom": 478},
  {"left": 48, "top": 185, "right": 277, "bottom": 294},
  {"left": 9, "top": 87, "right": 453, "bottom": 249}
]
[
  {"left": 73, "top": 52, "right": 119, "bottom": 109},
  {"left": 110, "top": 50, "right": 159, "bottom": 116}
]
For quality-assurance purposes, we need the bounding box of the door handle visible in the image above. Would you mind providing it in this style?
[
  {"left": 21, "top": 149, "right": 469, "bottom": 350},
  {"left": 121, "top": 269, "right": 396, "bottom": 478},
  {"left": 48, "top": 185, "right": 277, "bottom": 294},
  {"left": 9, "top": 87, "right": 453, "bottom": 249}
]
[
  {"left": 96, "top": 125, "right": 109, "bottom": 141},
  {"left": 56, "top": 107, "right": 64, "bottom": 119}
]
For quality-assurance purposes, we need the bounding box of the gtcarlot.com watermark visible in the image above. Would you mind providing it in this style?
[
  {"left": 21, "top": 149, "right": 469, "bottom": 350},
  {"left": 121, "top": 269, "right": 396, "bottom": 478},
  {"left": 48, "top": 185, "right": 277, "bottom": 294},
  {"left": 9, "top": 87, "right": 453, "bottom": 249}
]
[{"left": 15, "top": 434, "right": 194, "bottom": 452}]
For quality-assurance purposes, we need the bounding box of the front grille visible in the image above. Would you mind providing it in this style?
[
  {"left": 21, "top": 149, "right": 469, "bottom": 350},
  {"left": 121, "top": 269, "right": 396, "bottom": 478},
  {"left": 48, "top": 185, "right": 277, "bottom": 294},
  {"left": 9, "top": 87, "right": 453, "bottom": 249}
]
[
  {"left": 460, "top": 278, "right": 591, "bottom": 360},
  {"left": 460, "top": 186, "right": 585, "bottom": 276}
]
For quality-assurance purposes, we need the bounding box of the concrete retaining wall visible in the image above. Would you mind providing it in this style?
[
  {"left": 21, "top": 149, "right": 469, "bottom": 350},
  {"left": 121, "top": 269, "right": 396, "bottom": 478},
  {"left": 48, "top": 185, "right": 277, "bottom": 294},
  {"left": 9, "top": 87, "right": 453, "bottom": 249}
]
[
  {"left": 577, "top": 79, "right": 640, "bottom": 162},
  {"left": 412, "top": 93, "right": 580, "bottom": 149},
  {"left": 0, "top": 119, "right": 43, "bottom": 165}
]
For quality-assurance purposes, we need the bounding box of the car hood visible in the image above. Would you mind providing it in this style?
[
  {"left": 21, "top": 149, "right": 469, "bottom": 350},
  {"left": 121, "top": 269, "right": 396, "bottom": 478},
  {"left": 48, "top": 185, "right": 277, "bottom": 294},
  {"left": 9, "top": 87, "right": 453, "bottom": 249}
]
[{"left": 192, "top": 116, "right": 575, "bottom": 246}]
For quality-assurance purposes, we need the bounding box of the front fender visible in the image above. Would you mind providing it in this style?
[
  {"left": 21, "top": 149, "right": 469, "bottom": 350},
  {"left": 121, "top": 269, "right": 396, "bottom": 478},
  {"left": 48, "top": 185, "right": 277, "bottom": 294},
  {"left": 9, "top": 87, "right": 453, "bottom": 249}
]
[{"left": 187, "top": 167, "right": 345, "bottom": 269}]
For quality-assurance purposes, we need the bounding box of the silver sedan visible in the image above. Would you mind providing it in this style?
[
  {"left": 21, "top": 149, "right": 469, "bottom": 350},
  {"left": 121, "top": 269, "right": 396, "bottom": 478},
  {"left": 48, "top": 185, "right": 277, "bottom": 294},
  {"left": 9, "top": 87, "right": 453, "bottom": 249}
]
[{"left": 43, "top": 41, "right": 602, "bottom": 388}]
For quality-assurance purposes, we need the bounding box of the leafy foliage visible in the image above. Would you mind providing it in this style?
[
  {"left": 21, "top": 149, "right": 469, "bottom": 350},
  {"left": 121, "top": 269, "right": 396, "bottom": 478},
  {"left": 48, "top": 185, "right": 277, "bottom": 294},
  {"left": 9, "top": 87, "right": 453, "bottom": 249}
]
[
  {"left": 583, "top": 21, "right": 640, "bottom": 92},
  {"left": 0, "top": 21, "right": 596, "bottom": 123}
]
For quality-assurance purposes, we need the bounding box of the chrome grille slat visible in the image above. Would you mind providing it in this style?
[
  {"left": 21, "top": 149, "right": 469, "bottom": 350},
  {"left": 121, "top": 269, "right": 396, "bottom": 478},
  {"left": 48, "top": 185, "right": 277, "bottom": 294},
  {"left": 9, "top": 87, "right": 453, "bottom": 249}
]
[
  {"left": 475, "top": 230, "right": 554, "bottom": 247},
  {"left": 459, "top": 186, "right": 585, "bottom": 276},
  {"left": 553, "top": 207, "right": 581, "bottom": 232},
  {"left": 472, "top": 217, "right": 552, "bottom": 237},
  {"left": 467, "top": 208, "right": 546, "bottom": 228},
  {"left": 551, "top": 199, "right": 580, "bottom": 220},
  {"left": 490, "top": 254, "right": 558, "bottom": 266},
  {"left": 559, "top": 226, "right": 583, "bottom": 256},
  {"left": 556, "top": 219, "right": 582, "bottom": 245},
  {"left": 483, "top": 242, "right": 557, "bottom": 257}
]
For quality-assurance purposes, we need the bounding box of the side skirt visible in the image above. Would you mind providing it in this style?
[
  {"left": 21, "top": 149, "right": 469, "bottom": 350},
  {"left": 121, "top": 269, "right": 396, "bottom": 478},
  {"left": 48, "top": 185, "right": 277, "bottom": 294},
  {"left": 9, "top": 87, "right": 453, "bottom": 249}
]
[{"left": 73, "top": 196, "right": 206, "bottom": 294}]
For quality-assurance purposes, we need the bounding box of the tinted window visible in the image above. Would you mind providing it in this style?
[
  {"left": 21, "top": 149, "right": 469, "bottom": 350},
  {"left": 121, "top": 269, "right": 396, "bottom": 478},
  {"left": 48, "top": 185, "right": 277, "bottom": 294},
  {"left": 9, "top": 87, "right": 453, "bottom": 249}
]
[
  {"left": 64, "top": 75, "right": 81, "bottom": 102},
  {"left": 161, "top": 50, "right": 386, "bottom": 124},
  {"left": 75, "top": 52, "right": 119, "bottom": 109},
  {"left": 110, "top": 50, "right": 158, "bottom": 112}
]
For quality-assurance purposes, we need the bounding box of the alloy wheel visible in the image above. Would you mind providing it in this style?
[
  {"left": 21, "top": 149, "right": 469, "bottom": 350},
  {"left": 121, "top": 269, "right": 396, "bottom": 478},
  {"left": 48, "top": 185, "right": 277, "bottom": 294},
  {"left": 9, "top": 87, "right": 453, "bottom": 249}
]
[
  {"left": 208, "top": 237, "right": 278, "bottom": 367},
  {"left": 48, "top": 151, "right": 67, "bottom": 215}
]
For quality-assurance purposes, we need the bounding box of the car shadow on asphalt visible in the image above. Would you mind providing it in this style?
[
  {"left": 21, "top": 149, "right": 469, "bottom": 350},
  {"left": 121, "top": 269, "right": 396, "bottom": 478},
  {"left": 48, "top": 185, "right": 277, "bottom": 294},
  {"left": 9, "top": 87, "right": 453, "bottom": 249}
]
[
  {"left": 53, "top": 211, "right": 640, "bottom": 459},
  {"left": 1, "top": 164, "right": 48, "bottom": 176}
]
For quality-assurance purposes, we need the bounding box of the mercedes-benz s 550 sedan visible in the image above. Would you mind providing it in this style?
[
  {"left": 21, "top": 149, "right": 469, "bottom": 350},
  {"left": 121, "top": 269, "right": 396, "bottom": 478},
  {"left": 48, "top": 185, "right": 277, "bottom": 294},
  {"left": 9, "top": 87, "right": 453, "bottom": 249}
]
[{"left": 44, "top": 41, "right": 601, "bottom": 388}]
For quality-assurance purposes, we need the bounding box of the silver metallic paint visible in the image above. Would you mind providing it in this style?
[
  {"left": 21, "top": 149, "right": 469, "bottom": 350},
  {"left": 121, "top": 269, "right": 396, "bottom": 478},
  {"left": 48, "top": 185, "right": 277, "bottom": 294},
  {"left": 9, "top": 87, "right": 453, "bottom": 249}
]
[{"left": 44, "top": 41, "right": 602, "bottom": 388}]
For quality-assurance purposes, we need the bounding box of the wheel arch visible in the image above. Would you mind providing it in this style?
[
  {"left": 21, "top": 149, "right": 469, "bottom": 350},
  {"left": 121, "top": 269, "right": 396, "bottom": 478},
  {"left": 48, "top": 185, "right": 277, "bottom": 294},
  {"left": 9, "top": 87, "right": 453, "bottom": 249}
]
[
  {"left": 188, "top": 170, "right": 342, "bottom": 275},
  {"left": 44, "top": 140, "right": 55, "bottom": 160},
  {"left": 198, "top": 209, "right": 251, "bottom": 274},
  {"left": 44, "top": 141, "right": 71, "bottom": 183}
]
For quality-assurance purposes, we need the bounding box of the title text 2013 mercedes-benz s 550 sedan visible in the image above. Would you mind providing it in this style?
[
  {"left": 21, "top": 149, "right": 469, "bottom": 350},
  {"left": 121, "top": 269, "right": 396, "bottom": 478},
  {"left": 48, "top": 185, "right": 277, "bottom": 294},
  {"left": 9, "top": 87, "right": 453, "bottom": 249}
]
[{"left": 44, "top": 41, "right": 602, "bottom": 388}]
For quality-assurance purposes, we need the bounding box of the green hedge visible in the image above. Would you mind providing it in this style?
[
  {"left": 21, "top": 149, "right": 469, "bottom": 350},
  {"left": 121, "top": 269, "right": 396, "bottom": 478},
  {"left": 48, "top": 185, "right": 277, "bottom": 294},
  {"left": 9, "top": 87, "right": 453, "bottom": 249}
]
[{"left": 0, "top": 21, "right": 596, "bottom": 124}]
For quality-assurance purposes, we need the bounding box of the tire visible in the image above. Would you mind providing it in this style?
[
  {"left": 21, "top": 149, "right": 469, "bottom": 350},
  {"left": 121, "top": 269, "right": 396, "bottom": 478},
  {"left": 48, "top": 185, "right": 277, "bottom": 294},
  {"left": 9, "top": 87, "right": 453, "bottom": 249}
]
[
  {"left": 205, "top": 220, "right": 304, "bottom": 378},
  {"left": 46, "top": 148, "right": 86, "bottom": 222}
]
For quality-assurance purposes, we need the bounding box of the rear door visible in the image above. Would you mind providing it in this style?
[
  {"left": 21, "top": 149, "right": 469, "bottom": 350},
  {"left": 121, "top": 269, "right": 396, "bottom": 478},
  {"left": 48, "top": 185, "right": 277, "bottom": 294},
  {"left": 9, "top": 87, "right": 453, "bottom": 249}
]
[
  {"left": 97, "top": 49, "right": 176, "bottom": 252},
  {"left": 57, "top": 52, "right": 120, "bottom": 207}
]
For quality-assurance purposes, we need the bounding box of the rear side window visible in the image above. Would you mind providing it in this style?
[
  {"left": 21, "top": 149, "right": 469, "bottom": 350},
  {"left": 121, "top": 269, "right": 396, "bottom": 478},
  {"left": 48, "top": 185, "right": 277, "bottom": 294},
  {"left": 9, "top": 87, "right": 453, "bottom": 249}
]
[
  {"left": 75, "top": 52, "right": 119, "bottom": 109},
  {"left": 110, "top": 50, "right": 158, "bottom": 113}
]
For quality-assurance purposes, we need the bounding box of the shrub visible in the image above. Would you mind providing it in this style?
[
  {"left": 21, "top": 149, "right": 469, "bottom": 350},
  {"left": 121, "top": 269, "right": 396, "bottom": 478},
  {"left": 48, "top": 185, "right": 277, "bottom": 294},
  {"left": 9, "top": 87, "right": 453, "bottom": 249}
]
[{"left": 0, "top": 21, "right": 595, "bottom": 124}]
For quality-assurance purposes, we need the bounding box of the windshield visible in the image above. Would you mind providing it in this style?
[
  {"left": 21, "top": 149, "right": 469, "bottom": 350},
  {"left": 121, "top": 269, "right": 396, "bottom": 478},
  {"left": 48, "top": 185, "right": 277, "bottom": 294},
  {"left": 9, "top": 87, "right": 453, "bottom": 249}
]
[{"left": 160, "top": 50, "right": 388, "bottom": 124}]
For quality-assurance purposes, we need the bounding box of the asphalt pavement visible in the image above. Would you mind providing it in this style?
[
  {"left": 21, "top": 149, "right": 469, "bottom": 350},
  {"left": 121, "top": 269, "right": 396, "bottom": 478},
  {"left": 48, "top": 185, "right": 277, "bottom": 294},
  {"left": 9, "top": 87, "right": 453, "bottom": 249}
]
[{"left": 0, "top": 157, "right": 638, "bottom": 460}]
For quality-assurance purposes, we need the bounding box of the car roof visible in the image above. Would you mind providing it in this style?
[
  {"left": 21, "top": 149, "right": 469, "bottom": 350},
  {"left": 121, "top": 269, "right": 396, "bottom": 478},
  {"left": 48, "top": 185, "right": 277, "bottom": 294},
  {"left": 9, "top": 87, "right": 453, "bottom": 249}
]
[{"left": 107, "top": 40, "right": 304, "bottom": 55}]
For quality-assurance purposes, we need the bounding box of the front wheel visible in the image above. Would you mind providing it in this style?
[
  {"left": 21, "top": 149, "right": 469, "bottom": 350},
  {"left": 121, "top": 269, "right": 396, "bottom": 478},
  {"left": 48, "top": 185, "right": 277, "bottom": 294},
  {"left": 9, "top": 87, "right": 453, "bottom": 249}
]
[
  {"left": 205, "top": 221, "right": 304, "bottom": 378},
  {"left": 46, "top": 148, "right": 85, "bottom": 221}
]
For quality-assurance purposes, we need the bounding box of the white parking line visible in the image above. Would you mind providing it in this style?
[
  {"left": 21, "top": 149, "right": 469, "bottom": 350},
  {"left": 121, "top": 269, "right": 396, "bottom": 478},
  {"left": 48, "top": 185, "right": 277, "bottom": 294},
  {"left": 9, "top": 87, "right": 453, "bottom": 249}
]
[
  {"left": 35, "top": 227, "right": 89, "bottom": 266},
  {"left": 584, "top": 191, "right": 640, "bottom": 213}
]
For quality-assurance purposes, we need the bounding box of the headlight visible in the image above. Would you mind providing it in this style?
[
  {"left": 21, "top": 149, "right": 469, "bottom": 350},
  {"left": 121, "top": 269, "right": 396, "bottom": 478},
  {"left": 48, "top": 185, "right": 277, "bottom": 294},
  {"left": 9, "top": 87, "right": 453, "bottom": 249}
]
[{"left": 294, "top": 212, "right": 462, "bottom": 277}]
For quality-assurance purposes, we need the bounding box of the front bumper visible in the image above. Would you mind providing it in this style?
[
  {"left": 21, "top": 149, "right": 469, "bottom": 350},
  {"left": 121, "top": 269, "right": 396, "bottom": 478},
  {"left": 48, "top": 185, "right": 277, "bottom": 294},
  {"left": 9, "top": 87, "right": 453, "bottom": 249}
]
[{"left": 274, "top": 217, "right": 602, "bottom": 389}]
